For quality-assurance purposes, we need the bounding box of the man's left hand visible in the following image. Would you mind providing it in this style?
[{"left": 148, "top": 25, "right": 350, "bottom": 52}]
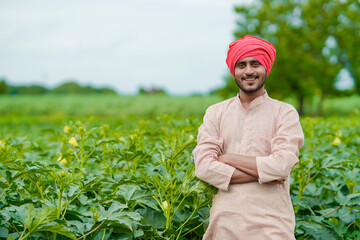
[{"left": 218, "top": 153, "right": 258, "bottom": 178}]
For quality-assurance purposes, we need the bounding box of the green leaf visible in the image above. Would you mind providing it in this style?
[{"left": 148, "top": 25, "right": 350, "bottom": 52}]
[
  {"left": 37, "top": 222, "right": 76, "bottom": 240},
  {"left": 30, "top": 206, "right": 57, "bottom": 231},
  {"left": 15, "top": 204, "right": 35, "bottom": 228},
  {"left": 335, "top": 191, "right": 348, "bottom": 205},
  {"left": 79, "top": 194, "right": 92, "bottom": 205},
  {"left": 99, "top": 202, "right": 128, "bottom": 219},
  {"left": 65, "top": 185, "right": 79, "bottom": 198},
  {"left": 346, "top": 193, "right": 360, "bottom": 206},
  {"left": 0, "top": 227, "right": 9, "bottom": 238},
  {"left": 108, "top": 202, "right": 128, "bottom": 214},
  {"left": 116, "top": 212, "right": 142, "bottom": 221},
  {"left": 117, "top": 185, "right": 138, "bottom": 202},
  {"left": 137, "top": 208, "right": 166, "bottom": 229},
  {"left": 134, "top": 229, "right": 144, "bottom": 238},
  {"left": 0, "top": 180, "right": 8, "bottom": 188},
  {"left": 324, "top": 219, "right": 347, "bottom": 237},
  {"left": 292, "top": 198, "right": 316, "bottom": 215},
  {"left": 136, "top": 199, "right": 159, "bottom": 211},
  {"left": 106, "top": 218, "right": 135, "bottom": 232},
  {"left": 67, "top": 220, "right": 93, "bottom": 235},
  {"left": 24, "top": 204, "right": 35, "bottom": 228},
  {"left": 0, "top": 209, "right": 16, "bottom": 222},
  {"left": 116, "top": 218, "right": 135, "bottom": 232},
  {"left": 297, "top": 220, "right": 337, "bottom": 240}
]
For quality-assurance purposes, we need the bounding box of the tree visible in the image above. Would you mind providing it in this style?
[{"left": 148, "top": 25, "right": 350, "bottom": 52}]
[
  {"left": 332, "top": 2, "right": 360, "bottom": 94},
  {"left": 220, "top": 0, "right": 360, "bottom": 115},
  {"left": 50, "top": 81, "right": 117, "bottom": 95},
  {"left": 0, "top": 79, "right": 8, "bottom": 95},
  {"left": 138, "top": 86, "right": 167, "bottom": 95}
]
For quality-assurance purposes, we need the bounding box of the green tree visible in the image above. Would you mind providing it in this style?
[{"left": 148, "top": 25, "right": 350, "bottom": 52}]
[
  {"left": 0, "top": 79, "right": 8, "bottom": 95},
  {"left": 220, "top": 0, "right": 359, "bottom": 115},
  {"left": 9, "top": 85, "right": 49, "bottom": 95},
  {"left": 138, "top": 86, "right": 167, "bottom": 95},
  {"left": 332, "top": 2, "right": 360, "bottom": 94},
  {"left": 51, "top": 81, "right": 87, "bottom": 94},
  {"left": 50, "top": 81, "right": 117, "bottom": 95}
]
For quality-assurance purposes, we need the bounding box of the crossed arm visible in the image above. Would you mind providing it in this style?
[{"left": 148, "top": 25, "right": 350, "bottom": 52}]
[{"left": 218, "top": 153, "right": 284, "bottom": 184}]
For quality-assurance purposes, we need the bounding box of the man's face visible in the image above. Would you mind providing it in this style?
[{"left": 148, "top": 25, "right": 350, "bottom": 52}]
[{"left": 234, "top": 56, "right": 266, "bottom": 94}]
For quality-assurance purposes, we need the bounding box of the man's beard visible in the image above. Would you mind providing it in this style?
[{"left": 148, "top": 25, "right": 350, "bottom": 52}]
[{"left": 235, "top": 74, "right": 266, "bottom": 93}]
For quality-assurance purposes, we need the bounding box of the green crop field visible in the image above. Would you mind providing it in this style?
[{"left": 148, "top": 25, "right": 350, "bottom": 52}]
[{"left": 0, "top": 95, "right": 359, "bottom": 239}]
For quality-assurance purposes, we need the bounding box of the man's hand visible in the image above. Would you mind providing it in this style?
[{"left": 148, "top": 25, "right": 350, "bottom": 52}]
[
  {"left": 230, "top": 169, "right": 257, "bottom": 184},
  {"left": 218, "top": 154, "right": 231, "bottom": 165},
  {"left": 218, "top": 153, "right": 258, "bottom": 178},
  {"left": 267, "top": 179, "right": 285, "bottom": 184},
  {"left": 219, "top": 153, "right": 285, "bottom": 185}
]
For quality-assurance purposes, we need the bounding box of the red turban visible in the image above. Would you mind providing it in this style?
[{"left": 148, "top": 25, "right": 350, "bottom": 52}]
[{"left": 226, "top": 35, "right": 276, "bottom": 77}]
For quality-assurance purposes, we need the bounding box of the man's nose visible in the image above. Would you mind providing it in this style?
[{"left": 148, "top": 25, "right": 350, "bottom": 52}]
[{"left": 244, "top": 65, "right": 255, "bottom": 75}]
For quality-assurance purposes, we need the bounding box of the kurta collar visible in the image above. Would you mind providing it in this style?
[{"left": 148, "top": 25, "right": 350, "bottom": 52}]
[{"left": 237, "top": 90, "right": 270, "bottom": 110}]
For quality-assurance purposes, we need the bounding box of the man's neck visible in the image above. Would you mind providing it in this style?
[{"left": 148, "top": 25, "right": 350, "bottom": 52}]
[{"left": 238, "top": 88, "right": 265, "bottom": 109}]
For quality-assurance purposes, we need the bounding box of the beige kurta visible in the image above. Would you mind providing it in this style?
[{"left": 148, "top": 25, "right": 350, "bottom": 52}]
[{"left": 193, "top": 91, "right": 304, "bottom": 240}]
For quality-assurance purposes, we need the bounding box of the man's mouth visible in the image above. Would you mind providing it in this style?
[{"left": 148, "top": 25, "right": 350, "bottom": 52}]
[{"left": 242, "top": 76, "right": 259, "bottom": 82}]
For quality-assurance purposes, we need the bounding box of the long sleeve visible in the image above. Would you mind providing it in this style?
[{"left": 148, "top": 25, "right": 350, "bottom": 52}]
[
  {"left": 256, "top": 104, "right": 304, "bottom": 184},
  {"left": 193, "top": 107, "right": 236, "bottom": 191}
]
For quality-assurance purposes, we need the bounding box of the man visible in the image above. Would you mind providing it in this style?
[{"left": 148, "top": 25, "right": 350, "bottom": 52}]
[{"left": 193, "top": 35, "right": 304, "bottom": 239}]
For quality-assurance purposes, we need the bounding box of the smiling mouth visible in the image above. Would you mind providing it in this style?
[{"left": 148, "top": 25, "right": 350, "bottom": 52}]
[{"left": 242, "top": 76, "right": 259, "bottom": 82}]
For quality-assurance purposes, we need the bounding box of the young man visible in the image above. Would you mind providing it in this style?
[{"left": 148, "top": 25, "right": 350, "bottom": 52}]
[{"left": 193, "top": 36, "right": 304, "bottom": 239}]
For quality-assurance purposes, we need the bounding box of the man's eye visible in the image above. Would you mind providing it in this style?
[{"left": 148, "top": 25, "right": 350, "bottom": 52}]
[
  {"left": 237, "top": 63, "right": 245, "bottom": 68},
  {"left": 252, "top": 62, "right": 260, "bottom": 67}
]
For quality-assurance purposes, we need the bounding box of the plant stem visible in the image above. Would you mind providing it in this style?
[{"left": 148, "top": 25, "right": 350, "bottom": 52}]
[
  {"left": 301, "top": 169, "right": 311, "bottom": 194},
  {"left": 87, "top": 146, "right": 96, "bottom": 159},
  {"left": 177, "top": 206, "right": 198, "bottom": 231},
  {"left": 180, "top": 221, "right": 205, "bottom": 238},
  {"left": 57, "top": 189, "right": 62, "bottom": 218},
  {"left": 0, "top": 188, "right": 7, "bottom": 199},
  {"left": 18, "top": 226, "right": 27, "bottom": 240},
  {"left": 77, "top": 221, "right": 106, "bottom": 240},
  {"left": 52, "top": 188, "right": 63, "bottom": 240},
  {"left": 35, "top": 181, "right": 46, "bottom": 205},
  {"left": 101, "top": 229, "right": 106, "bottom": 240},
  {"left": 175, "top": 207, "right": 198, "bottom": 240},
  {"left": 19, "top": 232, "right": 31, "bottom": 240},
  {"left": 172, "top": 194, "right": 189, "bottom": 218},
  {"left": 109, "top": 157, "right": 113, "bottom": 179},
  {"left": 321, "top": 205, "right": 341, "bottom": 217},
  {"left": 165, "top": 201, "right": 171, "bottom": 232},
  {"left": 61, "top": 190, "right": 84, "bottom": 219},
  {"left": 11, "top": 221, "right": 20, "bottom": 235},
  {"left": 80, "top": 137, "right": 85, "bottom": 168}
]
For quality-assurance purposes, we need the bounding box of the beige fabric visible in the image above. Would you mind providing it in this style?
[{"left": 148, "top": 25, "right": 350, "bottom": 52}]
[{"left": 193, "top": 91, "right": 304, "bottom": 240}]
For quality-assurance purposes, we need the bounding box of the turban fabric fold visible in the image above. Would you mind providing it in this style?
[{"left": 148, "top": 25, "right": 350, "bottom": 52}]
[{"left": 226, "top": 35, "right": 276, "bottom": 77}]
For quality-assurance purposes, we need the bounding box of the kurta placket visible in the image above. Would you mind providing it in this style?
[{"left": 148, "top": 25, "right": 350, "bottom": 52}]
[{"left": 193, "top": 91, "right": 304, "bottom": 240}]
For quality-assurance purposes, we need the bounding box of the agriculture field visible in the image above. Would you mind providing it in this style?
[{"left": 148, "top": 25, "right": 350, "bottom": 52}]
[
  {"left": 0, "top": 94, "right": 359, "bottom": 118},
  {"left": 0, "top": 94, "right": 223, "bottom": 118},
  {"left": 0, "top": 95, "right": 359, "bottom": 239}
]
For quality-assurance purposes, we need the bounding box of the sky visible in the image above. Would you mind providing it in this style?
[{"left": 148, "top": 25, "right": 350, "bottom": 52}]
[{"left": 0, "top": 0, "right": 254, "bottom": 95}]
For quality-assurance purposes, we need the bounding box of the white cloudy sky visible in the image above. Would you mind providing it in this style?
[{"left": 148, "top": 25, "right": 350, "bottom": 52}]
[{"left": 0, "top": 0, "right": 254, "bottom": 95}]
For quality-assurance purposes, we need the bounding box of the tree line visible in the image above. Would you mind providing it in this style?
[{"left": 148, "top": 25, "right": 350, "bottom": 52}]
[
  {"left": 0, "top": 79, "right": 117, "bottom": 95},
  {"left": 217, "top": 0, "right": 359, "bottom": 115},
  {"left": 0, "top": 79, "right": 170, "bottom": 96}
]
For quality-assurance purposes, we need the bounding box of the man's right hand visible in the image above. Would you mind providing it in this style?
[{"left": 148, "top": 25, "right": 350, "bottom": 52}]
[{"left": 267, "top": 179, "right": 285, "bottom": 184}]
